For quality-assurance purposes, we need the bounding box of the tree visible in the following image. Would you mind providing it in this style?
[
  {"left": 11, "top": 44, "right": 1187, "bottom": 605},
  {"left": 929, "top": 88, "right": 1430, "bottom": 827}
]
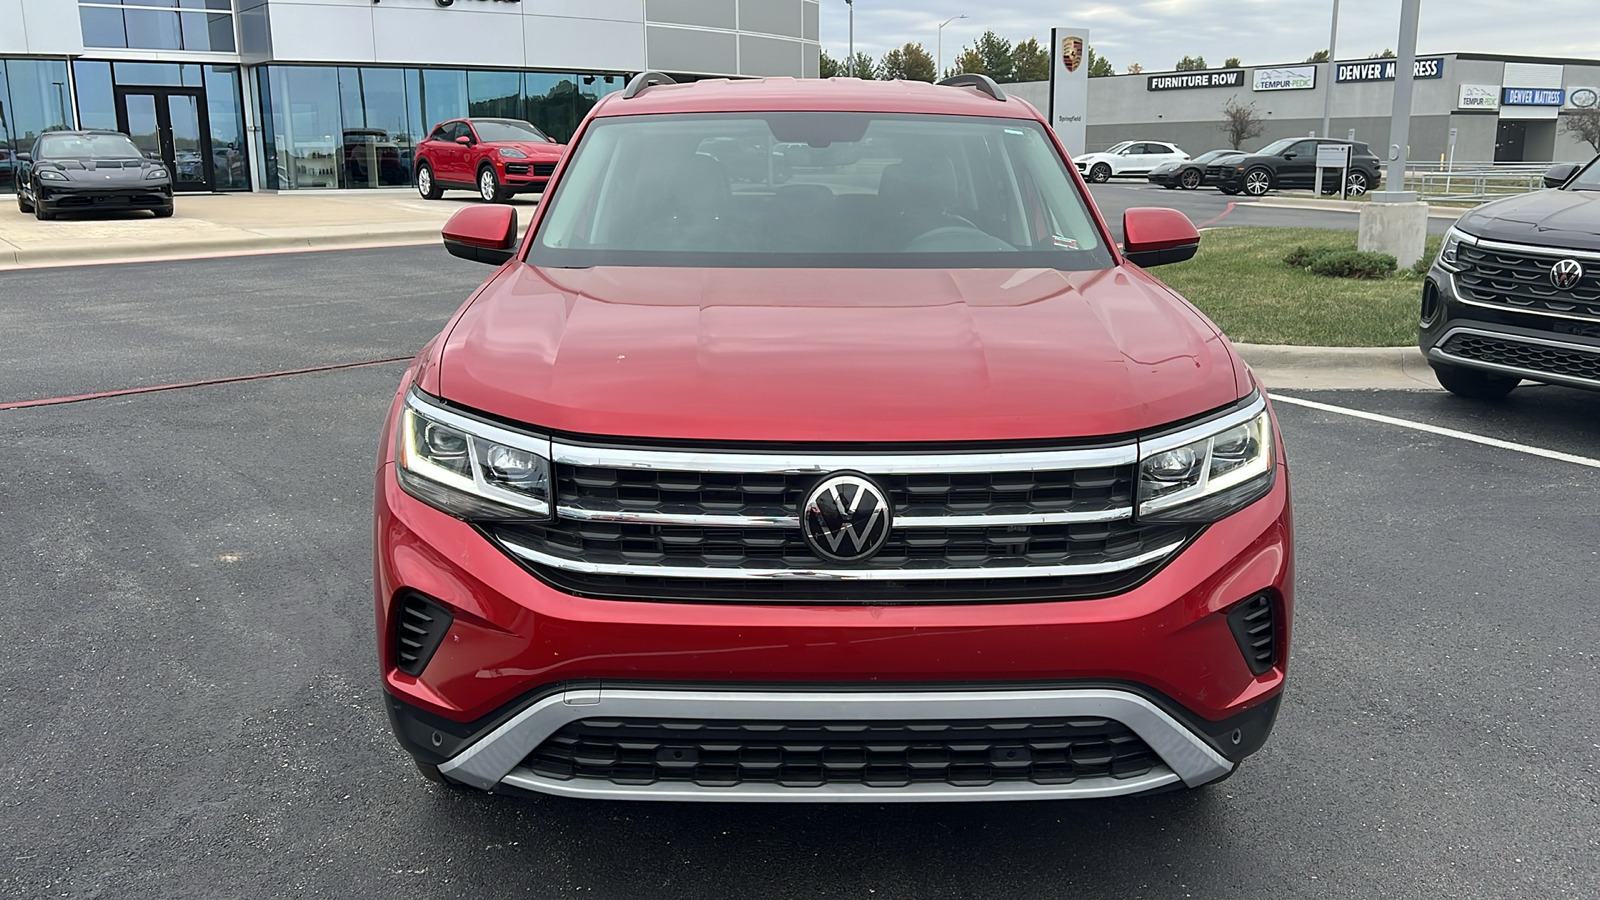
[
  {"left": 1562, "top": 108, "right": 1600, "bottom": 153},
  {"left": 1218, "top": 97, "right": 1267, "bottom": 150},
  {"left": 1010, "top": 38, "right": 1050, "bottom": 83},
  {"left": 1175, "top": 55, "right": 1208, "bottom": 71},
  {"left": 878, "top": 42, "right": 937, "bottom": 82},
  {"left": 1223, "top": 57, "right": 1242, "bottom": 68},
  {"left": 1088, "top": 46, "right": 1116, "bottom": 78},
  {"left": 846, "top": 51, "right": 877, "bottom": 80},
  {"left": 1304, "top": 49, "right": 1331, "bottom": 63},
  {"left": 1368, "top": 48, "right": 1397, "bottom": 58},
  {"left": 1126, "top": 62, "right": 1144, "bottom": 75},
  {"left": 954, "top": 30, "right": 1016, "bottom": 82},
  {"left": 819, "top": 50, "right": 842, "bottom": 78}
]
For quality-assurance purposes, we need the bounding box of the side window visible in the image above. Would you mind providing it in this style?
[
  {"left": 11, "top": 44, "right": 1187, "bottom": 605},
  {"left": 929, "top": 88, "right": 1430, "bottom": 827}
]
[
  {"left": 429, "top": 125, "right": 449, "bottom": 142},
  {"left": 1285, "top": 140, "right": 1316, "bottom": 158},
  {"left": 448, "top": 122, "right": 472, "bottom": 143},
  {"left": 1153, "top": 143, "right": 1177, "bottom": 155}
]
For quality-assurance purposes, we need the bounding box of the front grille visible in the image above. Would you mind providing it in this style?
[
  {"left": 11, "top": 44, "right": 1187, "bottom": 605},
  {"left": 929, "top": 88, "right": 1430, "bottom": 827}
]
[
  {"left": 504, "top": 163, "right": 530, "bottom": 175},
  {"left": 1439, "top": 332, "right": 1600, "bottom": 383},
  {"left": 393, "top": 592, "right": 452, "bottom": 676},
  {"left": 1227, "top": 592, "right": 1277, "bottom": 676},
  {"left": 523, "top": 716, "right": 1161, "bottom": 788},
  {"left": 1455, "top": 244, "right": 1600, "bottom": 320},
  {"left": 532, "top": 163, "right": 557, "bottom": 177}
]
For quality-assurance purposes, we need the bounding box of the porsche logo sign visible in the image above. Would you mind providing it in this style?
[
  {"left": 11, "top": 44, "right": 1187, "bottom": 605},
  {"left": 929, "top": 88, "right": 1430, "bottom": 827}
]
[{"left": 1061, "top": 36, "right": 1084, "bottom": 73}]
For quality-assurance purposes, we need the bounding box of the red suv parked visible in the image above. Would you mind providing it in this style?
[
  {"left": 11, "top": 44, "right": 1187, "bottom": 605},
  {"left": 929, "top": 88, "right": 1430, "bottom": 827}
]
[
  {"left": 413, "top": 117, "right": 565, "bottom": 203},
  {"left": 376, "top": 73, "right": 1294, "bottom": 803}
]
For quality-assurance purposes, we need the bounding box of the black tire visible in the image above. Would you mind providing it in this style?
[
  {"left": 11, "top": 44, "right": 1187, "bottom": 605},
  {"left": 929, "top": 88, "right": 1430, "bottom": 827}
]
[
  {"left": 1242, "top": 167, "right": 1273, "bottom": 197},
  {"left": 1431, "top": 363, "right": 1519, "bottom": 399},
  {"left": 1180, "top": 168, "right": 1203, "bottom": 190},
  {"left": 1088, "top": 163, "right": 1111, "bottom": 184},
  {"left": 34, "top": 200, "right": 55, "bottom": 221},
  {"left": 17, "top": 190, "right": 33, "bottom": 213},
  {"left": 416, "top": 162, "right": 442, "bottom": 200},
  {"left": 152, "top": 205, "right": 174, "bottom": 219},
  {"left": 1162, "top": 183, "right": 1178, "bottom": 189},
  {"left": 1218, "top": 184, "right": 1242, "bottom": 196},
  {"left": 1346, "top": 170, "right": 1371, "bottom": 197},
  {"left": 477, "top": 166, "right": 506, "bottom": 203}
]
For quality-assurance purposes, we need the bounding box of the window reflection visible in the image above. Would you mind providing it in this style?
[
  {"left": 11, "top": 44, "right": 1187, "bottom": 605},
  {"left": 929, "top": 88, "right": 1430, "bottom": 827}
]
[
  {"left": 205, "top": 66, "right": 250, "bottom": 190},
  {"left": 339, "top": 67, "right": 414, "bottom": 188}
]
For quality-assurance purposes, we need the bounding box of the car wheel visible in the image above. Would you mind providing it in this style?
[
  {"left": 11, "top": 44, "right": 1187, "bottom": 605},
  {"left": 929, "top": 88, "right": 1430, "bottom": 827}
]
[
  {"left": 416, "top": 163, "right": 442, "bottom": 200},
  {"left": 34, "top": 199, "right": 55, "bottom": 221},
  {"left": 1162, "top": 183, "right": 1178, "bottom": 189},
  {"left": 1431, "top": 363, "right": 1519, "bottom": 399},
  {"left": 1243, "top": 168, "right": 1273, "bottom": 196},
  {"left": 1089, "top": 163, "right": 1111, "bottom": 184},
  {"left": 1180, "top": 168, "right": 1203, "bottom": 190},
  {"left": 16, "top": 190, "right": 33, "bottom": 214},
  {"left": 478, "top": 166, "right": 505, "bottom": 203},
  {"left": 152, "top": 205, "right": 174, "bottom": 219},
  {"left": 1346, "top": 171, "right": 1371, "bottom": 197}
]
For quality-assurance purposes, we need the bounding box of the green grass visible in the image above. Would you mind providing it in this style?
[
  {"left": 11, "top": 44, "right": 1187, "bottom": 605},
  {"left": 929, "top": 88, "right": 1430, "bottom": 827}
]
[{"left": 1155, "top": 227, "right": 1443, "bottom": 347}]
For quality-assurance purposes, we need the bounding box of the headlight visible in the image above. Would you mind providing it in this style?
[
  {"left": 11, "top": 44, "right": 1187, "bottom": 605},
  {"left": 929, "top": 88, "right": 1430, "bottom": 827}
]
[
  {"left": 145, "top": 167, "right": 168, "bottom": 180},
  {"left": 38, "top": 169, "right": 68, "bottom": 181},
  {"left": 498, "top": 147, "right": 528, "bottom": 159},
  {"left": 1138, "top": 396, "right": 1274, "bottom": 523},
  {"left": 396, "top": 390, "right": 552, "bottom": 520},
  {"left": 1435, "top": 228, "right": 1470, "bottom": 272}
]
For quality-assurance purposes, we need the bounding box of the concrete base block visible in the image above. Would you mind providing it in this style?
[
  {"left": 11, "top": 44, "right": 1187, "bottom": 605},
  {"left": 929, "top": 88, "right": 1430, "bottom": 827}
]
[{"left": 1358, "top": 200, "right": 1430, "bottom": 270}]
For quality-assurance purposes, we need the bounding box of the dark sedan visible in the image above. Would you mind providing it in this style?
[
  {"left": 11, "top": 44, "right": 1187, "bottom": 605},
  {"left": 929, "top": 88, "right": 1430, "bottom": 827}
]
[
  {"left": 15, "top": 130, "right": 175, "bottom": 221},
  {"left": 1209, "top": 138, "right": 1382, "bottom": 197},
  {"left": 1148, "top": 149, "right": 1244, "bottom": 190}
]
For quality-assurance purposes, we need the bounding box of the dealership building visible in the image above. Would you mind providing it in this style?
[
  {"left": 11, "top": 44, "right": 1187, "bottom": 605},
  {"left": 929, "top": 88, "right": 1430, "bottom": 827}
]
[
  {"left": 1011, "top": 52, "right": 1600, "bottom": 164},
  {"left": 1, "top": 0, "right": 821, "bottom": 194}
]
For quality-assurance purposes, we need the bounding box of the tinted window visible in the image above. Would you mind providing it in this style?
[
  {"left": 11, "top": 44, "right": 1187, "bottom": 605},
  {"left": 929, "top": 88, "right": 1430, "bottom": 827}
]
[
  {"left": 533, "top": 112, "right": 1114, "bottom": 270},
  {"left": 39, "top": 133, "right": 144, "bottom": 159},
  {"left": 1569, "top": 158, "right": 1600, "bottom": 191},
  {"left": 429, "top": 125, "right": 450, "bottom": 142},
  {"left": 472, "top": 120, "right": 550, "bottom": 142},
  {"left": 1285, "top": 141, "right": 1317, "bottom": 157}
]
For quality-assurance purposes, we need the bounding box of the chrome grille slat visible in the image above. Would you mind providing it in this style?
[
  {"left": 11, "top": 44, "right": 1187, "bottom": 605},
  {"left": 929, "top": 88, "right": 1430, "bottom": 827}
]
[{"left": 1455, "top": 242, "right": 1600, "bottom": 321}]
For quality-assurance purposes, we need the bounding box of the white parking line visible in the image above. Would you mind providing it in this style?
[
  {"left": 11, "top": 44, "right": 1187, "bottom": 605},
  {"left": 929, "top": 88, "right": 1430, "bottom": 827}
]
[{"left": 1269, "top": 394, "right": 1600, "bottom": 470}]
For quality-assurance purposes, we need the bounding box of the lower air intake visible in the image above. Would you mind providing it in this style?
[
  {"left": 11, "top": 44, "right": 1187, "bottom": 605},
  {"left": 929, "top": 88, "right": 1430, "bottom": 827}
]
[
  {"left": 394, "top": 592, "right": 452, "bottom": 677},
  {"left": 1227, "top": 592, "right": 1277, "bottom": 676}
]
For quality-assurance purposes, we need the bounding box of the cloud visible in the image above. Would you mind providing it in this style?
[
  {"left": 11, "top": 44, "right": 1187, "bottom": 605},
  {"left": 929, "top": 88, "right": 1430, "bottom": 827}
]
[{"left": 822, "top": 0, "right": 1600, "bottom": 73}]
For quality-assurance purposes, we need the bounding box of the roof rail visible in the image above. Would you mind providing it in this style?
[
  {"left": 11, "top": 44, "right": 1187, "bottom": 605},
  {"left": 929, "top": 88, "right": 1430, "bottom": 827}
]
[
  {"left": 937, "top": 73, "right": 1007, "bottom": 102},
  {"left": 622, "top": 71, "right": 678, "bottom": 100}
]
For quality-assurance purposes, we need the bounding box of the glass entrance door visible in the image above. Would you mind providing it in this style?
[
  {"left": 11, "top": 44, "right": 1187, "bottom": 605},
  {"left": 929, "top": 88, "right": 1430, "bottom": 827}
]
[{"left": 115, "top": 88, "right": 212, "bottom": 191}]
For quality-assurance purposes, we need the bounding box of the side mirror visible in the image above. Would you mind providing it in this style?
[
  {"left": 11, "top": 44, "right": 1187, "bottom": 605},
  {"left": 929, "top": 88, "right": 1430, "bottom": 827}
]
[
  {"left": 1122, "top": 207, "right": 1200, "bottom": 268},
  {"left": 15, "top": 152, "right": 30, "bottom": 162},
  {"left": 455, "top": 135, "right": 473, "bottom": 146},
  {"left": 1283, "top": 152, "right": 1298, "bottom": 160},
  {"left": 443, "top": 205, "right": 518, "bottom": 266},
  {"left": 1544, "top": 162, "right": 1580, "bottom": 189}
]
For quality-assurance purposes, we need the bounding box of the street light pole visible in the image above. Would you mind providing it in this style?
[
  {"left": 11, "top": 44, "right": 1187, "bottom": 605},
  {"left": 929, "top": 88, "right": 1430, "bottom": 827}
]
[
  {"left": 1321, "top": 0, "right": 1340, "bottom": 138},
  {"left": 1378, "top": 0, "right": 1422, "bottom": 201},
  {"left": 846, "top": 0, "right": 854, "bottom": 74},
  {"left": 938, "top": 15, "right": 967, "bottom": 79}
]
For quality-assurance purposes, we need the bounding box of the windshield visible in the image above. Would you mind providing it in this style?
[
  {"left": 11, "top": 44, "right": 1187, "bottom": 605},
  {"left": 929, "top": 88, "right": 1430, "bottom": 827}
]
[
  {"left": 1568, "top": 156, "right": 1600, "bottom": 190},
  {"left": 531, "top": 112, "right": 1113, "bottom": 270},
  {"left": 474, "top": 120, "right": 550, "bottom": 143},
  {"left": 1256, "top": 139, "right": 1297, "bottom": 156},
  {"left": 38, "top": 133, "right": 144, "bottom": 160},
  {"left": 1101, "top": 141, "right": 1134, "bottom": 154}
]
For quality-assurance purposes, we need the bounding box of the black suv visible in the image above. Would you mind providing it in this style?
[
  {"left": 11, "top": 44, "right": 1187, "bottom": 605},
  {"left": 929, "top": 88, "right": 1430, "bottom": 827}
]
[
  {"left": 1419, "top": 155, "right": 1600, "bottom": 399},
  {"left": 1210, "top": 138, "right": 1382, "bottom": 197}
]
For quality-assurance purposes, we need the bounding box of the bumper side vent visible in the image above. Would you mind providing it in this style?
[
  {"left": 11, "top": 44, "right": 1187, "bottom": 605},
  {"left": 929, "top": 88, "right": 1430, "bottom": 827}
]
[
  {"left": 1227, "top": 592, "right": 1277, "bottom": 676},
  {"left": 394, "top": 592, "right": 452, "bottom": 676}
]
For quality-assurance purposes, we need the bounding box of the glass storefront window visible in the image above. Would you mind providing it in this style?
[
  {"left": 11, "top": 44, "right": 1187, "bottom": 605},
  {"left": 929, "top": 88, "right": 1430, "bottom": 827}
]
[
  {"left": 467, "top": 70, "right": 521, "bottom": 119},
  {"left": 79, "top": 2, "right": 236, "bottom": 52},
  {"left": 204, "top": 66, "right": 250, "bottom": 191},
  {"left": 420, "top": 69, "right": 466, "bottom": 136},
  {"left": 1, "top": 58, "right": 74, "bottom": 192},
  {"left": 114, "top": 62, "right": 202, "bottom": 88},
  {"left": 338, "top": 67, "right": 415, "bottom": 188},
  {"left": 73, "top": 61, "right": 119, "bottom": 131},
  {"left": 260, "top": 66, "right": 343, "bottom": 190}
]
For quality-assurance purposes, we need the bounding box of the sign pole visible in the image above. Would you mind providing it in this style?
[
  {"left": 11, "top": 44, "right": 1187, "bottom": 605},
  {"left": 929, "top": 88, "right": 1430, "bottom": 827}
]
[{"left": 1376, "top": 0, "right": 1422, "bottom": 202}]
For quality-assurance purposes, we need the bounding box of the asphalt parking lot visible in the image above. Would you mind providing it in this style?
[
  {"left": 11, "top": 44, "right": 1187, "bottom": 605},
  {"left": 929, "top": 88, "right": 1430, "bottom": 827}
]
[
  {"left": 1086, "top": 182, "right": 1460, "bottom": 241},
  {"left": 2, "top": 247, "right": 1597, "bottom": 899}
]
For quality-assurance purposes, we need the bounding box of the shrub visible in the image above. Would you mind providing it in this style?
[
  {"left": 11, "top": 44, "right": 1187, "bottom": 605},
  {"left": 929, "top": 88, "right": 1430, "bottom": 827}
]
[
  {"left": 1283, "top": 245, "right": 1331, "bottom": 268},
  {"left": 1308, "top": 249, "right": 1397, "bottom": 279}
]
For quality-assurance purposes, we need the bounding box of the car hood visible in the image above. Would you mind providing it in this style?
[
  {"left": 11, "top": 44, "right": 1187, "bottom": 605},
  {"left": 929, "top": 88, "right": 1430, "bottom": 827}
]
[
  {"left": 1455, "top": 188, "right": 1600, "bottom": 251},
  {"left": 1075, "top": 153, "right": 1111, "bottom": 165},
  {"left": 488, "top": 141, "right": 565, "bottom": 159},
  {"left": 431, "top": 265, "right": 1245, "bottom": 443},
  {"left": 42, "top": 159, "right": 164, "bottom": 184}
]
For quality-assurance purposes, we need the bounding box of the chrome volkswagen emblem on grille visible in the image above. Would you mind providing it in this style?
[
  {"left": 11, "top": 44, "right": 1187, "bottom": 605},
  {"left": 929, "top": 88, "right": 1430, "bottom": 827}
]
[
  {"left": 801, "top": 473, "right": 892, "bottom": 563},
  {"left": 1551, "top": 259, "right": 1584, "bottom": 290}
]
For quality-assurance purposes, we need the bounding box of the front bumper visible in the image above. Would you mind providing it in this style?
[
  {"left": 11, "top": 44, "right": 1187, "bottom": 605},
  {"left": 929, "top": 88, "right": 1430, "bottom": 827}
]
[
  {"left": 375, "top": 393, "right": 1295, "bottom": 801},
  {"left": 1419, "top": 264, "right": 1600, "bottom": 392},
  {"left": 36, "top": 183, "right": 173, "bottom": 210}
]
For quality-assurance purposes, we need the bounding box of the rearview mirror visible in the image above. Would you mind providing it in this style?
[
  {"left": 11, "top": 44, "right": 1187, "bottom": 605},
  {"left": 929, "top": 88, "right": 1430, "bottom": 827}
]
[
  {"left": 443, "top": 205, "right": 519, "bottom": 265},
  {"left": 1122, "top": 207, "right": 1200, "bottom": 267},
  {"left": 1544, "top": 162, "right": 1580, "bottom": 189}
]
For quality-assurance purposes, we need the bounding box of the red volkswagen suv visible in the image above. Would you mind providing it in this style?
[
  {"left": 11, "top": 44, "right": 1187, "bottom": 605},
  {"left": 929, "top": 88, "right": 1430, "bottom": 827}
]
[
  {"left": 413, "top": 117, "right": 565, "bottom": 203},
  {"left": 375, "top": 74, "right": 1294, "bottom": 802}
]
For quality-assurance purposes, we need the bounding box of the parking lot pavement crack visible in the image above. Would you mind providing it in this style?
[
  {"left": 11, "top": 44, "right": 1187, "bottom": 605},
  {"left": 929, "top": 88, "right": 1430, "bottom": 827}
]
[
  {"left": 0, "top": 357, "right": 412, "bottom": 411},
  {"left": 1271, "top": 393, "right": 1600, "bottom": 470}
]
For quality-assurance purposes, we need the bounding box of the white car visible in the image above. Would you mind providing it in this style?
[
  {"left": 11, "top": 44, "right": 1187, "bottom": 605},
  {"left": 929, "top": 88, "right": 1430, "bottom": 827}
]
[{"left": 1074, "top": 141, "right": 1189, "bottom": 183}]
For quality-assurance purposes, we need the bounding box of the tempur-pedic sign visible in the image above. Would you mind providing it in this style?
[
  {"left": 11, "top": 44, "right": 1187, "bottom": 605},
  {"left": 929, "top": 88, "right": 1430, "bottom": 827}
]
[
  {"left": 1458, "top": 84, "right": 1500, "bottom": 110},
  {"left": 1253, "top": 65, "right": 1316, "bottom": 92},
  {"left": 1335, "top": 57, "right": 1443, "bottom": 82},
  {"left": 1147, "top": 70, "right": 1245, "bottom": 91}
]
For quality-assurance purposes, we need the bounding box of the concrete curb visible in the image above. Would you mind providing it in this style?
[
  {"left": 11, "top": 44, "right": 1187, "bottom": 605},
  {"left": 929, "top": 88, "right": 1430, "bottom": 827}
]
[
  {"left": 1235, "top": 342, "right": 1440, "bottom": 391},
  {"left": 1252, "top": 196, "right": 1465, "bottom": 219},
  {"left": 0, "top": 228, "right": 441, "bottom": 270}
]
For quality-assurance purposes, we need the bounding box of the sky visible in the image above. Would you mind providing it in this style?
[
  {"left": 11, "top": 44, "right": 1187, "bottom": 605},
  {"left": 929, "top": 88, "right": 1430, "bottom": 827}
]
[{"left": 820, "top": 1, "right": 1600, "bottom": 77}]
